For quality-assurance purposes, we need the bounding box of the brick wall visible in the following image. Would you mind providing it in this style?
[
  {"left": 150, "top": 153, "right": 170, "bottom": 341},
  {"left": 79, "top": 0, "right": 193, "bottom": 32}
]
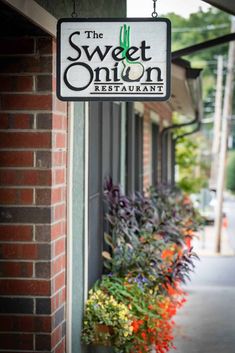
[{"left": 0, "top": 36, "right": 67, "bottom": 353}]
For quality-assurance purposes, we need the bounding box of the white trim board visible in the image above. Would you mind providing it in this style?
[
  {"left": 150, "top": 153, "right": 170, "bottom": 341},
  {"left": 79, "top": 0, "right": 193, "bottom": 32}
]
[{"left": 2, "top": 0, "right": 56, "bottom": 36}]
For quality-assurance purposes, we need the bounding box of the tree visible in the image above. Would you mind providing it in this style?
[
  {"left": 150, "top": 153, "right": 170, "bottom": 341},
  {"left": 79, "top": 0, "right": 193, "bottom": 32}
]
[
  {"left": 175, "top": 134, "right": 209, "bottom": 193},
  {"left": 167, "top": 8, "right": 231, "bottom": 115},
  {"left": 226, "top": 151, "right": 235, "bottom": 192}
]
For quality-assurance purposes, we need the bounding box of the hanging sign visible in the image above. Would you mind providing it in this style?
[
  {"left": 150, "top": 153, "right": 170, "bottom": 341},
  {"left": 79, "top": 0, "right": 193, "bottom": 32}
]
[{"left": 57, "top": 18, "right": 171, "bottom": 101}]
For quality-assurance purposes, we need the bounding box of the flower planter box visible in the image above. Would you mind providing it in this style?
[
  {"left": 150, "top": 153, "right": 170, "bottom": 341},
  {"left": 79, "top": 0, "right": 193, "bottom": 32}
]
[
  {"left": 94, "top": 323, "right": 114, "bottom": 346},
  {"left": 92, "top": 346, "right": 114, "bottom": 353}
]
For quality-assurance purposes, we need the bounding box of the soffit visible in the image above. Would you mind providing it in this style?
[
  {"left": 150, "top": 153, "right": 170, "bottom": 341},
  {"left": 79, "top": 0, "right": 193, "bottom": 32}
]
[
  {"left": 1, "top": 0, "right": 56, "bottom": 36},
  {"left": 203, "top": 0, "right": 235, "bottom": 15},
  {"left": 168, "top": 63, "right": 196, "bottom": 118}
]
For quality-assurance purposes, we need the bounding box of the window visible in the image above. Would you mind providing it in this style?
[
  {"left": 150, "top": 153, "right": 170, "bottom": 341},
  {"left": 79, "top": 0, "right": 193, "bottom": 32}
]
[
  {"left": 161, "top": 130, "right": 174, "bottom": 185},
  {"left": 88, "top": 101, "right": 121, "bottom": 288},
  {"left": 126, "top": 104, "right": 143, "bottom": 194},
  {"left": 152, "top": 122, "right": 159, "bottom": 186},
  {"left": 135, "top": 113, "right": 143, "bottom": 192}
]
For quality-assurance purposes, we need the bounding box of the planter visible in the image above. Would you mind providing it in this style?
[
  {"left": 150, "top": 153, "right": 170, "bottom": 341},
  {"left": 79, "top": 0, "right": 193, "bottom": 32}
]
[
  {"left": 93, "top": 324, "right": 114, "bottom": 347},
  {"left": 91, "top": 345, "right": 114, "bottom": 353}
]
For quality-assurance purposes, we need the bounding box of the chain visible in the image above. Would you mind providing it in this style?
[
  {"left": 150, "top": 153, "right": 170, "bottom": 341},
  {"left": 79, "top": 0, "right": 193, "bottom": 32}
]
[
  {"left": 71, "top": 0, "right": 78, "bottom": 18},
  {"left": 152, "top": 0, "right": 158, "bottom": 18}
]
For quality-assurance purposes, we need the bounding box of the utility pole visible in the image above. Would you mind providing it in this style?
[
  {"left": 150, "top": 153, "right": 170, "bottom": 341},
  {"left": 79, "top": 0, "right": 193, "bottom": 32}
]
[
  {"left": 215, "top": 17, "right": 235, "bottom": 253},
  {"left": 210, "top": 55, "right": 224, "bottom": 189}
]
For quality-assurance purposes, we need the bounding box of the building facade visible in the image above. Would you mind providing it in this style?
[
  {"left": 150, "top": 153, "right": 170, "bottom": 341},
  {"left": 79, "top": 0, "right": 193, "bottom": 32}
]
[{"left": 0, "top": 1, "right": 201, "bottom": 353}]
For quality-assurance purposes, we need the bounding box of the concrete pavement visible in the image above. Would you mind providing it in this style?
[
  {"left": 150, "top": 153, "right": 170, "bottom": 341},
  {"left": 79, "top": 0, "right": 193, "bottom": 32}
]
[
  {"left": 168, "top": 194, "right": 235, "bottom": 352},
  {"left": 169, "top": 256, "right": 235, "bottom": 353},
  {"left": 169, "top": 198, "right": 235, "bottom": 353}
]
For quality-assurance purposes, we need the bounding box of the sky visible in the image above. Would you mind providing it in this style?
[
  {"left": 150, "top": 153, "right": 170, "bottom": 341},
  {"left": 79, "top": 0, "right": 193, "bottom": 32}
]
[{"left": 127, "top": 0, "right": 212, "bottom": 18}]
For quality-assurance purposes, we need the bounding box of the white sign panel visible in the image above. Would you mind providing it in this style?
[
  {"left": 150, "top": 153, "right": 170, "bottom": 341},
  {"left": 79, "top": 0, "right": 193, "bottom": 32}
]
[{"left": 57, "top": 18, "right": 171, "bottom": 101}]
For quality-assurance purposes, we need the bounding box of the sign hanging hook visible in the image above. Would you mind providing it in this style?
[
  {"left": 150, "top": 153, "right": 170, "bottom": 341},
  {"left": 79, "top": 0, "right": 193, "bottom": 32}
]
[
  {"left": 152, "top": 0, "right": 158, "bottom": 18},
  {"left": 71, "top": 0, "right": 78, "bottom": 18}
]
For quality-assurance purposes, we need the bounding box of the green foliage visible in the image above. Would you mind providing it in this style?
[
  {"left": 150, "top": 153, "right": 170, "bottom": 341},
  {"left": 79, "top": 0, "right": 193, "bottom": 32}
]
[
  {"left": 169, "top": 8, "right": 230, "bottom": 62},
  {"left": 226, "top": 151, "right": 235, "bottom": 192},
  {"left": 82, "top": 181, "right": 202, "bottom": 351},
  {"left": 175, "top": 134, "right": 209, "bottom": 194},
  {"left": 102, "top": 181, "right": 202, "bottom": 286},
  {"left": 81, "top": 283, "right": 133, "bottom": 349},
  {"left": 167, "top": 8, "right": 231, "bottom": 111}
]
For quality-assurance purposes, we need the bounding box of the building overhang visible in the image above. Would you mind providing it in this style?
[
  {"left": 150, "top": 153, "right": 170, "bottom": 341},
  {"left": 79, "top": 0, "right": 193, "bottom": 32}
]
[
  {"left": 1, "top": 0, "right": 56, "bottom": 36},
  {"left": 168, "top": 59, "right": 203, "bottom": 120},
  {"left": 203, "top": 0, "right": 235, "bottom": 16}
]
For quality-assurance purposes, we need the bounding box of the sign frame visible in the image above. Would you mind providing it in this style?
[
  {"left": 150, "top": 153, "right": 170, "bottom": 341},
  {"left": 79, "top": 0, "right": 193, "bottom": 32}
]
[{"left": 57, "top": 17, "right": 171, "bottom": 102}]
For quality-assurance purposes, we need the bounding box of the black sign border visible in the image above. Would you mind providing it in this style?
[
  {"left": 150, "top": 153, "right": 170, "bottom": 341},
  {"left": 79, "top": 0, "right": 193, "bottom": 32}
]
[{"left": 57, "top": 17, "right": 171, "bottom": 102}]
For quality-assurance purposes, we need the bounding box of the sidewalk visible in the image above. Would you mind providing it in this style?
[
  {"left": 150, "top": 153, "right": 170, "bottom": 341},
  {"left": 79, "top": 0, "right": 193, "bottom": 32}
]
[
  {"left": 169, "top": 226, "right": 235, "bottom": 353},
  {"left": 193, "top": 224, "right": 235, "bottom": 256}
]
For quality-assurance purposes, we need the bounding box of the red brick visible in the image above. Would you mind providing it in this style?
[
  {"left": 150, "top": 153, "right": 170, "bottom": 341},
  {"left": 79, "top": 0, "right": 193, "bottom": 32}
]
[
  {"left": 0, "top": 56, "right": 52, "bottom": 74},
  {"left": 37, "top": 38, "right": 52, "bottom": 55},
  {"left": 54, "top": 238, "right": 66, "bottom": 257},
  {"left": 36, "top": 113, "right": 52, "bottom": 129},
  {"left": 0, "top": 170, "right": 51, "bottom": 186},
  {"left": 0, "top": 189, "right": 17, "bottom": 204},
  {"left": 0, "top": 315, "right": 51, "bottom": 332},
  {"left": 52, "top": 255, "right": 65, "bottom": 276},
  {"left": 35, "top": 333, "right": 51, "bottom": 350},
  {"left": 0, "top": 112, "right": 8, "bottom": 128},
  {"left": 52, "top": 39, "right": 56, "bottom": 54},
  {"left": 0, "top": 349, "right": 33, "bottom": 353},
  {"left": 0, "top": 333, "right": 33, "bottom": 350},
  {"left": 51, "top": 325, "right": 62, "bottom": 348},
  {"left": 0, "top": 243, "right": 37, "bottom": 260},
  {"left": 0, "top": 76, "right": 33, "bottom": 92},
  {"left": 0, "top": 38, "right": 35, "bottom": 55},
  {"left": 0, "top": 151, "right": 34, "bottom": 167},
  {"left": 53, "top": 114, "right": 66, "bottom": 130},
  {"left": 54, "top": 337, "right": 65, "bottom": 353},
  {"left": 36, "top": 151, "right": 51, "bottom": 168},
  {"left": 54, "top": 97, "right": 67, "bottom": 114},
  {"left": 0, "top": 225, "right": 33, "bottom": 241},
  {"left": 35, "top": 261, "right": 50, "bottom": 278},
  {"left": 0, "top": 262, "right": 33, "bottom": 277},
  {"left": 0, "top": 132, "right": 51, "bottom": 149},
  {"left": 0, "top": 113, "right": 34, "bottom": 129},
  {"left": 1, "top": 94, "right": 52, "bottom": 110},
  {"left": 51, "top": 222, "right": 63, "bottom": 241},
  {"left": 36, "top": 75, "right": 52, "bottom": 91},
  {"left": 52, "top": 76, "right": 56, "bottom": 92},
  {"left": 51, "top": 292, "right": 60, "bottom": 312},
  {"left": 35, "top": 225, "right": 51, "bottom": 242},
  {"left": 55, "top": 132, "right": 66, "bottom": 148},
  {"left": 54, "top": 169, "right": 65, "bottom": 185},
  {"left": 52, "top": 151, "right": 65, "bottom": 166},
  {"left": 61, "top": 286, "right": 66, "bottom": 303},
  {"left": 51, "top": 187, "right": 62, "bottom": 204},
  {"left": 36, "top": 188, "right": 51, "bottom": 205},
  {"left": 54, "top": 271, "right": 65, "bottom": 293},
  {"left": 0, "top": 279, "right": 50, "bottom": 296},
  {"left": 51, "top": 288, "right": 66, "bottom": 313},
  {"left": 0, "top": 188, "right": 33, "bottom": 205},
  {"left": 53, "top": 204, "right": 66, "bottom": 221}
]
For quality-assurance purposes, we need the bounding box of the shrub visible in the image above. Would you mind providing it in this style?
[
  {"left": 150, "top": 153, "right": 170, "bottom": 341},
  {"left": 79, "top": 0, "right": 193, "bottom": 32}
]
[
  {"left": 81, "top": 180, "right": 201, "bottom": 353},
  {"left": 226, "top": 151, "right": 235, "bottom": 192}
]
